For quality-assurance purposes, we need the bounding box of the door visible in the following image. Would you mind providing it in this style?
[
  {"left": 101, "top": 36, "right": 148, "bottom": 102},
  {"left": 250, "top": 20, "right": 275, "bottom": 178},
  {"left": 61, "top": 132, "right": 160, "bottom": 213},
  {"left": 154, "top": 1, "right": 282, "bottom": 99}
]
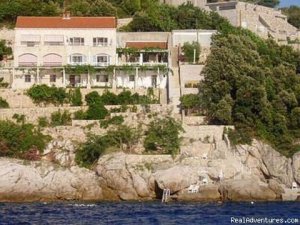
[{"left": 152, "top": 75, "right": 157, "bottom": 88}]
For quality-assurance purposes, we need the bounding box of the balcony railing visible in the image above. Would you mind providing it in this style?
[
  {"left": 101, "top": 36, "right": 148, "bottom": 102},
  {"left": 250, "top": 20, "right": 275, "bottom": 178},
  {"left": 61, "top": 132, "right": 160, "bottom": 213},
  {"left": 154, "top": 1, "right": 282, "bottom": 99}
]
[
  {"left": 69, "top": 62, "right": 87, "bottom": 66},
  {"left": 117, "top": 61, "right": 167, "bottom": 66},
  {"left": 18, "top": 62, "right": 38, "bottom": 67},
  {"left": 93, "top": 62, "right": 110, "bottom": 67},
  {"left": 43, "top": 62, "right": 63, "bottom": 67}
]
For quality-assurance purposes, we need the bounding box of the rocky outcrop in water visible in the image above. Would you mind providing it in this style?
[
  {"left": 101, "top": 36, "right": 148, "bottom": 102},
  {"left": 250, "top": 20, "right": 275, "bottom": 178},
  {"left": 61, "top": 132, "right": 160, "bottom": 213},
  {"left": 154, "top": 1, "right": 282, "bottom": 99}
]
[
  {"left": 0, "top": 158, "right": 102, "bottom": 202},
  {"left": 0, "top": 139, "right": 300, "bottom": 202}
]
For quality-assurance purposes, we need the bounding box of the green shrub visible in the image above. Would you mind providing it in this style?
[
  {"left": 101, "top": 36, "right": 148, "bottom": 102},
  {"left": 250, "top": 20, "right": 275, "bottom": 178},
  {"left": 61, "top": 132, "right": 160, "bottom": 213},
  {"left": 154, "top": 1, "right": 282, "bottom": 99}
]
[
  {"left": 75, "top": 124, "right": 141, "bottom": 168},
  {"left": 0, "top": 120, "right": 50, "bottom": 160},
  {"left": 69, "top": 88, "right": 82, "bottom": 106},
  {"left": 38, "top": 117, "right": 49, "bottom": 128},
  {"left": 50, "top": 110, "right": 72, "bottom": 126},
  {"left": 144, "top": 117, "right": 184, "bottom": 156},
  {"left": 182, "top": 42, "right": 201, "bottom": 63},
  {"left": 12, "top": 113, "right": 25, "bottom": 125},
  {"left": 100, "top": 115, "right": 124, "bottom": 128},
  {"left": 117, "top": 90, "right": 132, "bottom": 105},
  {"left": 0, "top": 97, "right": 9, "bottom": 108},
  {"left": 86, "top": 101, "right": 109, "bottom": 120},
  {"left": 73, "top": 110, "right": 87, "bottom": 120},
  {"left": 85, "top": 91, "right": 102, "bottom": 105},
  {"left": 101, "top": 90, "right": 118, "bottom": 105},
  {"left": 27, "top": 85, "right": 68, "bottom": 106},
  {"left": 75, "top": 135, "right": 113, "bottom": 168}
]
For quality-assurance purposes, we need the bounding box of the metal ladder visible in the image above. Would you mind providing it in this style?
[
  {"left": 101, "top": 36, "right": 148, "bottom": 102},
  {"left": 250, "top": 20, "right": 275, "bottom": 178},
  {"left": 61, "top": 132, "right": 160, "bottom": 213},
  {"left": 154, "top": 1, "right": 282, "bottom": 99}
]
[{"left": 161, "top": 189, "right": 170, "bottom": 203}]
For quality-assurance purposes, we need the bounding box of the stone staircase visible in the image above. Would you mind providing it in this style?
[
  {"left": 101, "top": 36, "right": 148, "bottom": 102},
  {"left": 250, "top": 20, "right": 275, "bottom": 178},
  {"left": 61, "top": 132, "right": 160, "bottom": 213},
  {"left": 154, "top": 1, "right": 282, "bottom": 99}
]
[{"left": 168, "top": 47, "right": 182, "bottom": 114}]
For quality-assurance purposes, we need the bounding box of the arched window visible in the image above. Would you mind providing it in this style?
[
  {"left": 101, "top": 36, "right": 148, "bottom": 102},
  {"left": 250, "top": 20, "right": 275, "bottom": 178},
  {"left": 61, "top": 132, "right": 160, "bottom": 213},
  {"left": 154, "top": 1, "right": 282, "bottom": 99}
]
[
  {"left": 43, "top": 53, "right": 62, "bottom": 66},
  {"left": 18, "top": 53, "right": 37, "bottom": 67}
]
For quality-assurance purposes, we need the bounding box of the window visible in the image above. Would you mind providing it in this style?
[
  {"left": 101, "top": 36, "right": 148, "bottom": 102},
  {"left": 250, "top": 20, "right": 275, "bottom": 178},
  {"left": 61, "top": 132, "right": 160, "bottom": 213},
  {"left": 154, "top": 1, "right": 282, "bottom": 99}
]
[
  {"left": 97, "top": 55, "right": 108, "bottom": 63},
  {"left": 69, "top": 37, "right": 84, "bottom": 46},
  {"left": 50, "top": 74, "right": 56, "bottom": 83},
  {"left": 44, "top": 35, "right": 64, "bottom": 46},
  {"left": 93, "top": 37, "right": 108, "bottom": 46},
  {"left": 21, "top": 41, "right": 38, "bottom": 47},
  {"left": 71, "top": 55, "right": 83, "bottom": 63},
  {"left": 96, "top": 75, "right": 109, "bottom": 82},
  {"left": 25, "top": 75, "right": 31, "bottom": 83},
  {"left": 129, "top": 75, "right": 135, "bottom": 82}
]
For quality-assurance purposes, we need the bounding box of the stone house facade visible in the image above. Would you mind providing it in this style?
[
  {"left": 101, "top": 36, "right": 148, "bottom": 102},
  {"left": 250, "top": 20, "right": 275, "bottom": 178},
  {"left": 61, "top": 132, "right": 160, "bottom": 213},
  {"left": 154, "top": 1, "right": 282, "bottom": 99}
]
[
  {"left": 161, "top": 0, "right": 300, "bottom": 45},
  {"left": 11, "top": 15, "right": 169, "bottom": 90}
]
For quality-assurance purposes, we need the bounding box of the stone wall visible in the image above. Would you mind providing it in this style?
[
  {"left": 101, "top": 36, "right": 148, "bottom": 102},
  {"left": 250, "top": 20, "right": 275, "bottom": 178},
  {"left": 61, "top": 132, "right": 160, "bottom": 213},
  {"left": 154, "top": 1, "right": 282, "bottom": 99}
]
[
  {"left": 0, "top": 106, "right": 86, "bottom": 124},
  {"left": 0, "top": 104, "right": 174, "bottom": 124},
  {"left": 0, "top": 88, "right": 161, "bottom": 108},
  {"left": 182, "top": 125, "right": 234, "bottom": 142}
]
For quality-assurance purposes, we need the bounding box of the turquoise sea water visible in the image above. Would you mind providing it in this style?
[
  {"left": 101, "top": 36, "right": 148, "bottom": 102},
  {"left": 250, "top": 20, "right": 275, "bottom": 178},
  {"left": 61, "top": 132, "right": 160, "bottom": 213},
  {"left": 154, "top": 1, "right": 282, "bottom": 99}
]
[{"left": 0, "top": 202, "right": 299, "bottom": 225}]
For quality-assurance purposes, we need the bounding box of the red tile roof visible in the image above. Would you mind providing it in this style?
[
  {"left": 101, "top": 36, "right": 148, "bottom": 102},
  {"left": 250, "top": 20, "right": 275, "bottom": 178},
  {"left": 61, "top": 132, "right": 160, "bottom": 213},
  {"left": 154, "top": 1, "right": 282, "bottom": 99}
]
[
  {"left": 126, "top": 42, "right": 168, "bottom": 49},
  {"left": 16, "top": 16, "right": 116, "bottom": 29}
]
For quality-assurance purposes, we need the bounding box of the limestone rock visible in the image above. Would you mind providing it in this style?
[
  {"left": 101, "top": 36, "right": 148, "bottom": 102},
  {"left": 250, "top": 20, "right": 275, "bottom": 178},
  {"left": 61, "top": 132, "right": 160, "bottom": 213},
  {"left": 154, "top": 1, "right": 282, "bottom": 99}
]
[
  {"left": 258, "top": 143, "right": 294, "bottom": 187},
  {"left": 219, "top": 179, "right": 277, "bottom": 201},
  {"left": 176, "top": 185, "right": 221, "bottom": 201},
  {"left": 154, "top": 166, "right": 198, "bottom": 194},
  {"left": 268, "top": 179, "right": 285, "bottom": 199},
  {"left": 0, "top": 158, "right": 102, "bottom": 202},
  {"left": 292, "top": 152, "right": 300, "bottom": 184},
  {"left": 42, "top": 139, "right": 76, "bottom": 167}
]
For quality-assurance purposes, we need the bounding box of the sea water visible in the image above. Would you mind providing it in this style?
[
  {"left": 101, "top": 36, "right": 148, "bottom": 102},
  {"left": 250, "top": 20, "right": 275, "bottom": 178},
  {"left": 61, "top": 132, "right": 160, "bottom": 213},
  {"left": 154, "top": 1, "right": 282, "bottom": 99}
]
[{"left": 0, "top": 201, "right": 299, "bottom": 225}]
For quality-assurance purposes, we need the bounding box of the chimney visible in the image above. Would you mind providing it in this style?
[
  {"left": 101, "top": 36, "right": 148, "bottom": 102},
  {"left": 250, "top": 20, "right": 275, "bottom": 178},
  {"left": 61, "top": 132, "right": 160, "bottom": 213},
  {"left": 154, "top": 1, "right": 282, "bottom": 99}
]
[{"left": 63, "top": 11, "right": 71, "bottom": 20}]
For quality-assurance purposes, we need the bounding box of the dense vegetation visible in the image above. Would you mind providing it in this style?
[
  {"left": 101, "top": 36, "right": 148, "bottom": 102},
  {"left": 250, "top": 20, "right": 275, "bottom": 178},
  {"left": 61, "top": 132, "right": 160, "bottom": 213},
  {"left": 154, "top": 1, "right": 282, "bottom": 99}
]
[
  {"left": 144, "top": 117, "right": 183, "bottom": 156},
  {"left": 181, "top": 42, "right": 201, "bottom": 63},
  {"left": 27, "top": 85, "right": 69, "bottom": 106},
  {"left": 282, "top": 6, "right": 300, "bottom": 29},
  {"left": 50, "top": 110, "right": 72, "bottom": 126},
  {"left": 125, "top": 3, "right": 231, "bottom": 32},
  {"left": 75, "top": 124, "right": 141, "bottom": 167},
  {"left": 198, "top": 25, "right": 300, "bottom": 157},
  {"left": 0, "top": 97, "right": 9, "bottom": 108},
  {"left": 0, "top": 120, "right": 50, "bottom": 160},
  {"left": 76, "top": 116, "right": 183, "bottom": 167},
  {"left": 0, "top": 0, "right": 158, "bottom": 25},
  {"left": 0, "top": 40, "right": 12, "bottom": 60}
]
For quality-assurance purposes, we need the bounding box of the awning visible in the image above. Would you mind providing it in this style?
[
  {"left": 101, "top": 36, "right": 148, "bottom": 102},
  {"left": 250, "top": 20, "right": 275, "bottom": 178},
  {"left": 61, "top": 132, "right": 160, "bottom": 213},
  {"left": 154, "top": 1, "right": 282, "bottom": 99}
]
[{"left": 21, "top": 35, "right": 40, "bottom": 42}]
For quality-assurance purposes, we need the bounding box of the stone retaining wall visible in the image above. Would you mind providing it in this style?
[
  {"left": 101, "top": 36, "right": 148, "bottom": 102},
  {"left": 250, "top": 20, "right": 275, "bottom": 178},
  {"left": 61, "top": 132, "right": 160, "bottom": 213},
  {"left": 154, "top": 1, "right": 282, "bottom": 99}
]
[{"left": 0, "top": 88, "right": 160, "bottom": 108}]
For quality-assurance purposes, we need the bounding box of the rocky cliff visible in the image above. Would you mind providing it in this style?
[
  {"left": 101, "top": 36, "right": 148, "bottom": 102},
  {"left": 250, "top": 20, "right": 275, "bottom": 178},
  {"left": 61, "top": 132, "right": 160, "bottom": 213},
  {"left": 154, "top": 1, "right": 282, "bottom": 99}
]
[{"left": 1, "top": 139, "right": 299, "bottom": 202}]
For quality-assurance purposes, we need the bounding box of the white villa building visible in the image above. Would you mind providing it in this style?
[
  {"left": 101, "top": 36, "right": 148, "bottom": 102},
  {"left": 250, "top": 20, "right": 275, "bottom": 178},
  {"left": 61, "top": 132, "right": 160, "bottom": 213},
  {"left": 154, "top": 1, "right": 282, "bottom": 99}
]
[{"left": 11, "top": 14, "right": 169, "bottom": 90}]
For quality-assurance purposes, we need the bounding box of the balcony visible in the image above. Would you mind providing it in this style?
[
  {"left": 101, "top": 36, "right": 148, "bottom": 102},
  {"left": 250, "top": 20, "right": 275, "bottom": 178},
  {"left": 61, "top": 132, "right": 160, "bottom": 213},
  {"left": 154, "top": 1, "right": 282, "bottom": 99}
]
[
  {"left": 69, "top": 62, "right": 87, "bottom": 66},
  {"left": 93, "top": 62, "right": 110, "bottom": 67},
  {"left": 43, "top": 62, "right": 63, "bottom": 67},
  {"left": 18, "top": 62, "right": 38, "bottom": 67}
]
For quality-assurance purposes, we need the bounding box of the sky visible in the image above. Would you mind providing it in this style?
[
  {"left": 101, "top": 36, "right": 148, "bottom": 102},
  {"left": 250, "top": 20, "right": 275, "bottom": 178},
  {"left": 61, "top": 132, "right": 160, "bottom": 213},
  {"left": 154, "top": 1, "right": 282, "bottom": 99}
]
[{"left": 279, "top": 0, "right": 300, "bottom": 7}]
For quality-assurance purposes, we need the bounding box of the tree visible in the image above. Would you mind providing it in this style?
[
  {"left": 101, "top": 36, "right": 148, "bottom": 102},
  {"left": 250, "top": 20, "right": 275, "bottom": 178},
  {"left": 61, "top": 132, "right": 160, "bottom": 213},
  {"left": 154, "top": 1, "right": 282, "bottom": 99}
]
[
  {"left": 182, "top": 42, "right": 201, "bottom": 63},
  {"left": 69, "top": 88, "right": 82, "bottom": 106},
  {"left": 198, "top": 25, "right": 300, "bottom": 157},
  {"left": 0, "top": 40, "right": 12, "bottom": 61},
  {"left": 180, "top": 94, "right": 199, "bottom": 115},
  {"left": 86, "top": 101, "right": 109, "bottom": 120},
  {"left": 144, "top": 117, "right": 184, "bottom": 155},
  {"left": 282, "top": 6, "right": 300, "bottom": 29}
]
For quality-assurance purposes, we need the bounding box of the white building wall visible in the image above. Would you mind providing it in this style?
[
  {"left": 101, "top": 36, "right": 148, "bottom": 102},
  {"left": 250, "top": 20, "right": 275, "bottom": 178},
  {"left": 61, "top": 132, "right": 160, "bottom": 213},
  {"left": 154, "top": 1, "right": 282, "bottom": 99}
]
[
  {"left": 172, "top": 30, "right": 217, "bottom": 47},
  {"left": 14, "top": 28, "right": 117, "bottom": 67}
]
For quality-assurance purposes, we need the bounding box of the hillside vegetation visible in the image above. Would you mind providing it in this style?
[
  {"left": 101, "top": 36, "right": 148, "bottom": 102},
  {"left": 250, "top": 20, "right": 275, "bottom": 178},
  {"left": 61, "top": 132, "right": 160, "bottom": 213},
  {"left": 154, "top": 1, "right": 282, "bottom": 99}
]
[
  {"left": 199, "top": 26, "right": 300, "bottom": 157},
  {"left": 0, "top": 0, "right": 158, "bottom": 24},
  {"left": 282, "top": 6, "right": 300, "bottom": 29}
]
